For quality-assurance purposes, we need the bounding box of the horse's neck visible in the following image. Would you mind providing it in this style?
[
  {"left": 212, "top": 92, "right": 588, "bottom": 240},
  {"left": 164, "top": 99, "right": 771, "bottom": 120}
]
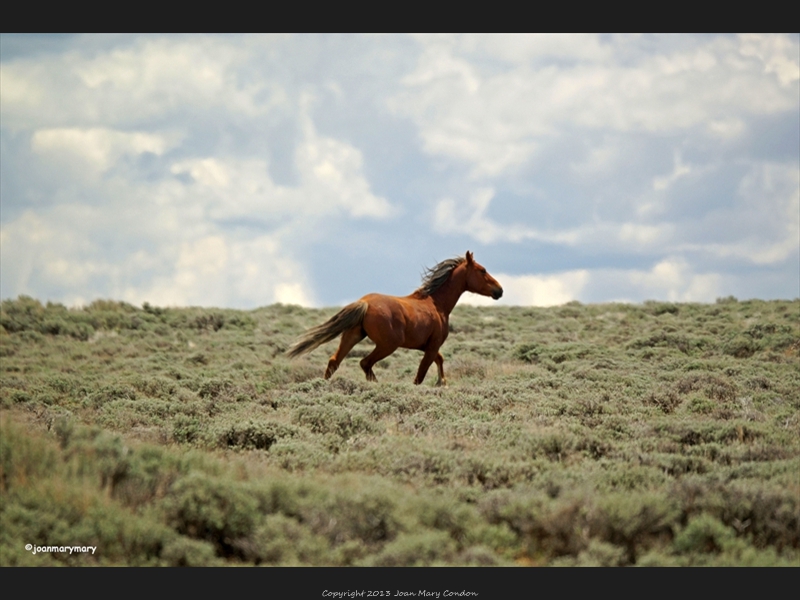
[{"left": 430, "top": 271, "right": 467, "bottom": 315}]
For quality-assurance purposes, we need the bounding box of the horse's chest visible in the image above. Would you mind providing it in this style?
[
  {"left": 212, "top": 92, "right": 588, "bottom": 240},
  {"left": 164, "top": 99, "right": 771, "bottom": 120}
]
[{"left": 439, "top": 317, "right": 450, "bottom": 342}]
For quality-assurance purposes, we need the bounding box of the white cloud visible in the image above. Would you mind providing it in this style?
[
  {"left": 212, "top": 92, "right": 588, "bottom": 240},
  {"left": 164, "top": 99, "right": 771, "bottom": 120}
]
[
  {"left": 391, "top": 34, "right": 799, "bottom": 178},
  {"left": 2, "top": 152, "right": 393, "bottom": 308},
  {"left": 738, "top": 34, "right": 800, "bottom": 87},
  {"left": 32, "top": 127, "right": 176, "bottom": 174},
  {"left": 434, "top": 158, "right": 797, "bottom": 277},
  {"left": 617, "top": 222, "right": 674, "bottom": 246},
  {"left": 0, "top": 134, "right": 381, "bottom": 306},
  {"left": 570, "top": 141, "right": 621, "bottom": 176},
  {"left": 673, "top": 162, "right": 800, "bottom": 266},
  {"left": 1, "top": 38, "right": 397, "bottom": 308},
  {"left": 0, "top": 208, "right": 119, "bottom": 309},
  {"left": 167, "top": 111, "right": 395, "bottom": 222},
  {"left": 472, "top": 33, "right": 614, "bottom": 64},
  {"left": 1, "top": 34, "right": 797, "bottom": 309},
  {"left": 652, "top": 150, "right": 692, "bottom": 191},
  {"left": 459, "top": 259, "right": 725, "bottom": 306},
  {"left": 434, "top": 187, "right": 677, "bottom": 252},
  {"left": 274, "top": 283, "right": 313, "bottom": 306},
  {"left": 706, "top": 118, "right": 746, "bottom": 139},
  {"left": 0, "top": 66, "right": 44, "bottom": 110},
  {"left": 401, "top": 36, "right": 480, "bottom": 93},
  {"left": 171, "top": 158, "right": 230, "bottom": 188},
  {"left": 623, "top": 258, "right": 723, "bottom": 302},
  {"left": 295, "top": 102, "right": 396, "bottom": 219},
  {"left": 434, "top": 188, "right": 581, "bottom": 245},
  {"left": 0, "top": 196, "right": 319, "bottom": 308},
  {"left": 117, "top": 235, "right": 315, "bottom": 308},
  {"left": 460, "top": 269, "right": 590, "bottom": 307},
  {"left": 458, "top": 259, "right": 723, "bottom": 306},
  {"left": 1, "top": 36, "right": 281, "bottom": 130}
]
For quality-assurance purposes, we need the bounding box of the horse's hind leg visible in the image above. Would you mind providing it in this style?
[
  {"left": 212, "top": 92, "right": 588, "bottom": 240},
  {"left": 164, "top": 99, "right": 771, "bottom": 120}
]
[
  {"left": 359, "top": 343, "right": 397, "bottom": 382},
  {"left": 325, "top": 327, "right": 365, "bottom": 379}
]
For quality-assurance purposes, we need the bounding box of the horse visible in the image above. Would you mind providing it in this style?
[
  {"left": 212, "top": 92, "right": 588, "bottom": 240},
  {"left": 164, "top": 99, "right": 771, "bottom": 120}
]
[{"left": 286, "top": 251, "right": 503, "bottom": 385}]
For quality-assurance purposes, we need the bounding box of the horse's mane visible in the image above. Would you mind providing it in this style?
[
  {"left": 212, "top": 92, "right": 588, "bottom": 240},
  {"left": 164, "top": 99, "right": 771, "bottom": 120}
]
[{"left": 416, "top": 257, "right": 465, "bottom": 297}]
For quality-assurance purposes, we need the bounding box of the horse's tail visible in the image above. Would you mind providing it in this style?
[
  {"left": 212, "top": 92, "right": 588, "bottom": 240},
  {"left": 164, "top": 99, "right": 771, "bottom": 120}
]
[{"left": 286, "top": 301, "right": 369, "bottom": 358}]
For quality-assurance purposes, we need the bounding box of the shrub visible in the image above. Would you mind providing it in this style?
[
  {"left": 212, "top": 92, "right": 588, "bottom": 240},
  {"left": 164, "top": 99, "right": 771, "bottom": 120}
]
[
  {"left": 513, "top": 343, "right": 541, "bottom": 363},
  {"left": 673, "top": 514, "right": 734, "bottom": 555},
  {"left": 2, "top": 299, "right": 798, "bottom": 566},
  {"left": 365, "top": 531, "right": 456, "bottom": 566},
  {"left": 239, "top": 514, "right": 328, "bottom": 565},
  {"left": 721, "top": 335, "right": 758, "bottom": 358},
  {"left": 587, "top": 492, "right": 679, "bottom": 564},
  {"left": 293, "top": 405, "right": 380, "bottom": 440},
  {"left": 210, "top": 419, "right": 298, "bottom": 451},
  {"left": 161, "top": 472, "right": 259, "bottom": 557},
  {"left": 304, "top": 490, "right": 401, "bottom": 547},
  {"left": 160, "top": 537, "right": 219, "bottom": 566}
]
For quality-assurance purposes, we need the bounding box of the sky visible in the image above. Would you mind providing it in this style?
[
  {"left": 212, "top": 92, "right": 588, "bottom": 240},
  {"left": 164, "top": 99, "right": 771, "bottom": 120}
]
[{"left": 1, "top": 33, "right": 798, "bottom": 309}]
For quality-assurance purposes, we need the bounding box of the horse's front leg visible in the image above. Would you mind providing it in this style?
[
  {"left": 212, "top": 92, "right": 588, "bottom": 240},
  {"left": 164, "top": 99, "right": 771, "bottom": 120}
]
[
  {"left": 414, "top": 347, "right": 440, "bottom": 385},
  {"left": 434, "top": 352, "right": 446, "bottom": 387}
]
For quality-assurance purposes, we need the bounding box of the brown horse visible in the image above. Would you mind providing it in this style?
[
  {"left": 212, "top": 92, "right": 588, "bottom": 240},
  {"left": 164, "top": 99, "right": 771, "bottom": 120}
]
[{"left": 286, "top": 251, "right": 503, "bottom": 385}]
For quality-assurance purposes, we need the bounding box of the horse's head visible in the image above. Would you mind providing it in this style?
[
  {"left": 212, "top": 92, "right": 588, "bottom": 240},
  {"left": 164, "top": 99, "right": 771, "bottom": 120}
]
[{"left": 464, "top": 251, "right": 503, "bottom": 300}]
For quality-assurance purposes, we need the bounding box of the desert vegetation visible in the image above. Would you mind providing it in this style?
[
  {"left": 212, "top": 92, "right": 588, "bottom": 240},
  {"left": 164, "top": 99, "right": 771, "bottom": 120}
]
[{"left": 1, "top": 296, "right": 798, "bottom": 566}]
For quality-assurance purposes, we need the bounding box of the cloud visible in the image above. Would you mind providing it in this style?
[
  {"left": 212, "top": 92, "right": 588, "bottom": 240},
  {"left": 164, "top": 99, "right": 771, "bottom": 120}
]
[
  {"left": 473, "top": 33, "right": 614, "bottom": 64},
  {"left": 295, "top": 101, "right": 397, "bottom": 219},
  {"left": 433, "top": 188, "right": 581, "bottom": 245},
  {"left": 433, "top": 187, "right": 675, "bottom": 251},
  {"left": 0, "top": 37, "right": 401, "bottom": 308},
  {"left": 433, "top": 159, "right": 797, "bottom": 275},
  {"left": 117, "top": 235, "right": 315, "bottom": 308},
  {"left": 1, "top": 35, "right": 797, "bottom": 309},
  {"left": 32, "top": 127, "right": 176, "bottom": 176},
  {"left": 706, "top": 118, "right": 746, "bottom": 140},
  {"left": 460, "top": 269, "right": 590, "bottom": 307},
  {"left": 738, "top": 33, "right": 800, "bottom": 87},
  {"left": 652, "top": 150, "right": 693, "bottom": 191},
  {"left": 0, "top": 199, "right": 318, "bottom": 309},
  {"left": 1, "top": 36, "right": 280, "bottom": 130},
  {"left": 1, "top": 124, "right": 388, "bottom": 306},
  {"left": 166, "top": 109, "right": 395, "bottom": 222},
  {"left": 622, "top": 258, "right": 723, "bottom": 302},
  {"left": 671, "top": 161, "right": 800, "bottom": 266},
  {"left": 0, "top": 208, "right": 126, "bottom": 307},
  {"left": 459, "top": 259, "right": 724, "bottom": 307},
  {"left": 391, "top": 34, "right": 799, "bottom": 178}
]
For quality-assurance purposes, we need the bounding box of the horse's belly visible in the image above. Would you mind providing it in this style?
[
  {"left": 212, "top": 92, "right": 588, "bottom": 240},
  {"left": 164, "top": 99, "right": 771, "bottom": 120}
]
[{"left": 361, "top": 294, "right": 440, "bottom": 349}]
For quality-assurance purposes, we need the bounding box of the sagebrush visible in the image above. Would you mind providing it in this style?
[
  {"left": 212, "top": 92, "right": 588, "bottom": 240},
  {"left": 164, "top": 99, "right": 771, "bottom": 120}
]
[{"left": 1, "top": 296, "right": 798, "bottom": 566}]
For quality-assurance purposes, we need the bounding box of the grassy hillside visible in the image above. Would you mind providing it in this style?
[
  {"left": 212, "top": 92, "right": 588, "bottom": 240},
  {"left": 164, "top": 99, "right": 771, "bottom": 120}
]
[{"left": 1, "top": 296, "right": 798, "bottom": 566}]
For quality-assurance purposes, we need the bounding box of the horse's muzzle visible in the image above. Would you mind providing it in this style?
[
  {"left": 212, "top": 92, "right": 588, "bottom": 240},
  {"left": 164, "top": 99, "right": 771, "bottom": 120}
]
[{"left": 492, "top": 287, "right": 503, "bottom": 300}]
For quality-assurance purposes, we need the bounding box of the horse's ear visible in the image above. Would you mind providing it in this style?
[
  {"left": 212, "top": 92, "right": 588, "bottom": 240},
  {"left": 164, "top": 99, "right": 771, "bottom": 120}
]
[{"left": 466, "top": 251, "right": 474, "bottom": 265}]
